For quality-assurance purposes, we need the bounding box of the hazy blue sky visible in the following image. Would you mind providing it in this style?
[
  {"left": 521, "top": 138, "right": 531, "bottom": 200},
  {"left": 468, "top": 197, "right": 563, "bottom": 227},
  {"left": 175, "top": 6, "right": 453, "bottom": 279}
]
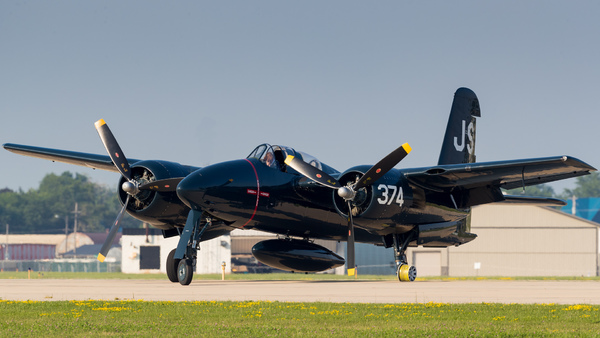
[{"left": 2, "top": 1, "right": 599, "bottom": 194}]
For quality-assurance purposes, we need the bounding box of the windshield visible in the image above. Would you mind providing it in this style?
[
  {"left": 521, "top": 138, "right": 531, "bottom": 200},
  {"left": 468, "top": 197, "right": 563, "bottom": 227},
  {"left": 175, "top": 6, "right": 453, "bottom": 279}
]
[
  {"left": 247, "top": 144, "right": 290, "bottom": 170},
  {"left": 247, "top": 144, "right": 268, "bottom": 160},
  {"left": 247, "top": 144, "right": 330, "bottom": 173}
]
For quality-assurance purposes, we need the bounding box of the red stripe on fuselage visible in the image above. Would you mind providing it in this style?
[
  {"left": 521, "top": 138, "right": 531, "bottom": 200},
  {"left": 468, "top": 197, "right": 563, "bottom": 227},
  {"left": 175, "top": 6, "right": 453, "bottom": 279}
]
[{"left": 242, "top": 159, "right": 260, "bottom": 228}]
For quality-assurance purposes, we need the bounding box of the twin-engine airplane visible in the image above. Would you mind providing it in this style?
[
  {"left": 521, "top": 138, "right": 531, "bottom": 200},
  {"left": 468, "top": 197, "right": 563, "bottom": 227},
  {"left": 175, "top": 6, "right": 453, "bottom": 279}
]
[{"left": 4, "top": 88, "right": 595, "bottom": 285}]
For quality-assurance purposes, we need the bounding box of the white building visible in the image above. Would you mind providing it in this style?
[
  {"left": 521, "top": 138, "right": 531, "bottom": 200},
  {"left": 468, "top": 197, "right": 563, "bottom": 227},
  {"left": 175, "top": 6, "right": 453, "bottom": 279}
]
[{"left": 120, "top": 228, "right": 231, "bottom": 274}]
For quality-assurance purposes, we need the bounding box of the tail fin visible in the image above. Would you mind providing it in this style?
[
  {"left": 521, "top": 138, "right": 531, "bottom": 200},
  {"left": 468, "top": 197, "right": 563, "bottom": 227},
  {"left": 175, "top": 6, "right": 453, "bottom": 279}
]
[{"left": 437, "top": 87, "right": 480, "bottom": 165}]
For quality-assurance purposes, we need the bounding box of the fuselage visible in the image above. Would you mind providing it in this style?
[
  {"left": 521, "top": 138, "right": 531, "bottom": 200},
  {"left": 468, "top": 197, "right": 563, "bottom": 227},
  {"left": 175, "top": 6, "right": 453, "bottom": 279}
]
[{"left": 176, "top": 153, "right": 473, "bottom": 247}]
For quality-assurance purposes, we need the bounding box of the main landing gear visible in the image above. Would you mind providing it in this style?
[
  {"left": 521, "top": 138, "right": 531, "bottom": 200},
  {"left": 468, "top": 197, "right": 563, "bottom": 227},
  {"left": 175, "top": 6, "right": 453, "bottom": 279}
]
[
  {"left": 393, "top": 233, "right": 417, "bottom": 282},
  {"left": 167, "top": 210, "right": 211, "bottom": 286}
]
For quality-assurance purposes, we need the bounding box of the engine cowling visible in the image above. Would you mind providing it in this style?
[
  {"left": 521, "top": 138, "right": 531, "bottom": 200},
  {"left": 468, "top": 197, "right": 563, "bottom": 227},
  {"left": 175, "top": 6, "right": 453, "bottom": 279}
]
[
  {"left": 117, "top": 160, "right": 197, "bottom": 229},
  {"left": 252, "top": 239, "right": 345, "bottom": 272},
  {"left": 332, "top": 166, "right": 412, "bottom": 231}
]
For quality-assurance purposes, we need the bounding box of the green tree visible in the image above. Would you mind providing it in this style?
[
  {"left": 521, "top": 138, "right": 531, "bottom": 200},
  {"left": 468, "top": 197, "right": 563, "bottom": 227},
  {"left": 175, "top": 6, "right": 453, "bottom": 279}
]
[
  {"left": 560, "top": 172, "right": 600, "bottom": 198},
  {"left": 0, "top": 172, "right": 141, "bottom": 234},
  {"left": 0, "top": 189, "right": 26, "bottom": 231}
]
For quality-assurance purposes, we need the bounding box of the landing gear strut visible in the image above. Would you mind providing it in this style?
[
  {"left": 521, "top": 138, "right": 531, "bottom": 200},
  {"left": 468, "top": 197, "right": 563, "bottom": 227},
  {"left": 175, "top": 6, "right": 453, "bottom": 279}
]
[
  {"left": 393, "top": 233, "right": 417, "bottom": 282},
  {"left": 170, "top": 210, "right": 211, "bottom": 285}
]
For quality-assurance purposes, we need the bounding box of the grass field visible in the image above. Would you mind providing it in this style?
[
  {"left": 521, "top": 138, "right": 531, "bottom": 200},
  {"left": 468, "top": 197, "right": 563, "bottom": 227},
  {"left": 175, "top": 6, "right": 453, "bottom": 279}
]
[
  {"left": 1, "top": 299, "right": 599, "bottom": 336},
  {"left": 2, "top": 272, "right": 599, "bottom": 336}
]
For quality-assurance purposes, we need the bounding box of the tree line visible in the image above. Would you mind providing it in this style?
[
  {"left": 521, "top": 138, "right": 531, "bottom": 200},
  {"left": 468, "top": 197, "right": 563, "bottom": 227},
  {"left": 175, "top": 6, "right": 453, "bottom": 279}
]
[{"left": 0, "top": 172, "right": 141, "bottom": 234}]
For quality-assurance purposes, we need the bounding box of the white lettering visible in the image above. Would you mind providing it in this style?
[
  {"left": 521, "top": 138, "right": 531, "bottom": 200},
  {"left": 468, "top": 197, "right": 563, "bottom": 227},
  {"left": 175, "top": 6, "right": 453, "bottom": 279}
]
[
  {"left": 377, "top": 184, "right": 404, "bottom": 207},
  {"left": 466, "top": 121, "right": 475, "bottom": 155},
  {"left": 454, "top": 120, "right": 466, "bottom": 152}
]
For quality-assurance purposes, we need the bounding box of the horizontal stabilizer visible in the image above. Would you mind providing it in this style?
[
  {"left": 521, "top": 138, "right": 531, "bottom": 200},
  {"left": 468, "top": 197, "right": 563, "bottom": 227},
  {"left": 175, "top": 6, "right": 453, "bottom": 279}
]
[{"left": 500, "top": 195, "right": 567, "bottom": 207}]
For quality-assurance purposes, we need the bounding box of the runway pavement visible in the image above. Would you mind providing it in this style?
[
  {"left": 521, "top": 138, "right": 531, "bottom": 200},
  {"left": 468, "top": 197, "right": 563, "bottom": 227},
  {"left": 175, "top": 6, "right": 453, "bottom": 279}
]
[{"left": 1, "top": 279, "right": 599, "bottom": 304}]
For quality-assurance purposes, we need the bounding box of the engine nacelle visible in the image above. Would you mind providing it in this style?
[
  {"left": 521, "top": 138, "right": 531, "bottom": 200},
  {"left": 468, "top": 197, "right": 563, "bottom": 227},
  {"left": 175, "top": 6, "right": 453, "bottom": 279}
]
[
  {"left": 118, "top": 160, "right": 198, "bottom": 229},
  {"left": 332, "top": 166, "right": 413, "bottom": 231},
  {"left": 251, "top": 239, "right": 345, "bottom": 272}
]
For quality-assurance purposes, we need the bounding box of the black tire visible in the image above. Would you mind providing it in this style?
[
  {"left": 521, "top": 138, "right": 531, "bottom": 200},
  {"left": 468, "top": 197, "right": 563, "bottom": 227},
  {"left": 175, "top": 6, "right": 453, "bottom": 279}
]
[
  {"left": 178, "top": 258, "right": 194, "bottom": 286},
  {"left": 166, "top": 249, "right": 180, "bottom": 283}
]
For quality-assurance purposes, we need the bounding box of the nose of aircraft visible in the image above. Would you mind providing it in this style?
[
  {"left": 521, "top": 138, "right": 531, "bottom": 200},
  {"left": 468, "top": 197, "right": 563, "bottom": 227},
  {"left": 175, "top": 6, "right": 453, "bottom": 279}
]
[
  {"left": 176, "top": 159, "right": 261, "bottom": 222},
  {"left": 176, "top": 170, "right": 207, "bottom": 210}
]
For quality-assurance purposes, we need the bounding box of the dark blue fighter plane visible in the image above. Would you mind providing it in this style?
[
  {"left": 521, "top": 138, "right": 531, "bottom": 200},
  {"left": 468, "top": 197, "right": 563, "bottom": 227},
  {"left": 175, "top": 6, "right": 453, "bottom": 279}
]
[{"left": 4, "top": 88, "right": 595, "bottom": 285}]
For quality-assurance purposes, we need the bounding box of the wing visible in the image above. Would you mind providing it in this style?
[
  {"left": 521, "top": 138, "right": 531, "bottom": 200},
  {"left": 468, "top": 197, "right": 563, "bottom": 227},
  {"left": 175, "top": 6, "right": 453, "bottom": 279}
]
[
  {"left": 403, "top": 156, "right": 596, "bottom": 208},
  {"left": 3, "top": 143, "right": 141, "bottom": 172}
]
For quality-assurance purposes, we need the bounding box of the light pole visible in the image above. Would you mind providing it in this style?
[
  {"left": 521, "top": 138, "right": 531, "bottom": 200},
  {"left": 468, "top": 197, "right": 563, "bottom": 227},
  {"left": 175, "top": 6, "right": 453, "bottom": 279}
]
[
  {"left": 5, "top": 224, "right": 8, "bottom": 260},
  {"left": 72, "top": 203, "right": 81, "bottom": 256}
]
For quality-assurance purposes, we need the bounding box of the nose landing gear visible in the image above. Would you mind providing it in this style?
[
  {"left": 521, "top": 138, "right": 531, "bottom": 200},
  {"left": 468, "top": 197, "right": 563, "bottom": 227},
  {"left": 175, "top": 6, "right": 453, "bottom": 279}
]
[{"left": 167, "top": 210, "right": 211, "bottom": 285}]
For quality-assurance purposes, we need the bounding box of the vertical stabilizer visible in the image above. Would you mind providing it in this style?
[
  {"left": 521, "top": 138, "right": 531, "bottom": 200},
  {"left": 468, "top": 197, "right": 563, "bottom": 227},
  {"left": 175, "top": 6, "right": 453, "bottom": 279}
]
[{"left": 437, "top": 88, "right": 480, "bottom": 165}]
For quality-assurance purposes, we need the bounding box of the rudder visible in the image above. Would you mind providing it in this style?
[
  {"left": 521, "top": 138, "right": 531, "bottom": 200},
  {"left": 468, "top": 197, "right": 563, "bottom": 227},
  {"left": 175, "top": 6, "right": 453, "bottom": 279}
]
[{"left": 437, "top": 88, "right": 480, "bottom": 165}]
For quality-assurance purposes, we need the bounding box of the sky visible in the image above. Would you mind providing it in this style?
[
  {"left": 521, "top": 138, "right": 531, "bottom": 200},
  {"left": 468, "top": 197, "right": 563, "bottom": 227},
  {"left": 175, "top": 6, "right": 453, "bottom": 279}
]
[{"left": 1, "top": 1, "right": 599, "bottom": 195}]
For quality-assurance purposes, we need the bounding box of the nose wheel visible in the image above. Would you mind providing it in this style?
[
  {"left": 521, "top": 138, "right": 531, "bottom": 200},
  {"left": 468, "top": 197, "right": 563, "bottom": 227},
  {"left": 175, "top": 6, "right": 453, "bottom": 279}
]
[
  {"left": 166, "top": 249, "right": 181, "bottom": 283},
  {"left": 177, "top": 258, "right": 194, "bottom": 285},
  {"left": 172, "top": 210, "right": 211, "bottom": 285}
]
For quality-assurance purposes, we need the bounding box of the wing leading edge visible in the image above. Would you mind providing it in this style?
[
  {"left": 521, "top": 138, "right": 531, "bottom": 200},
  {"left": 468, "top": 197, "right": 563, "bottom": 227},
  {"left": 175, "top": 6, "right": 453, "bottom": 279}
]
[
  {"left": 403, "top": 156, "right": 596, "bottom": 208},
  {"left": 3, "top": 143, "right": 141, "bottom": 172}
]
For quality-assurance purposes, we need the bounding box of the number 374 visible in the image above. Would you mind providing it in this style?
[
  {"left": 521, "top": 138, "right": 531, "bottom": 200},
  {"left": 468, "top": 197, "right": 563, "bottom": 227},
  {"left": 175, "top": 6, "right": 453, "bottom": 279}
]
[{"left": 377, "top": 184, "right": 404, "bottom": 206}]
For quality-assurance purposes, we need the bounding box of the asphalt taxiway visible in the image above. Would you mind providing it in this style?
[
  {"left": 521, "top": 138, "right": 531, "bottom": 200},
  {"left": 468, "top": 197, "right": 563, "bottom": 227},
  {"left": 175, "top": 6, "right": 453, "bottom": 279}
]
[{"left": 1, "top": 279, "right": 599, "bottom": 304}]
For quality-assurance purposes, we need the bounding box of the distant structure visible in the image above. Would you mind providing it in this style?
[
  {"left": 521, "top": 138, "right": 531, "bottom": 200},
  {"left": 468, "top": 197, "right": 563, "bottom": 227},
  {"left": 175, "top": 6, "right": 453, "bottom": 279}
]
[
  {"left": 561, "top": 197, "right": 600, "bottom": 223},
  {"left": 1, "top": 235, "right": 65, "bottom": 260},
  {"left": 0, "top": 233, "right": 120, "bottom": 260}
]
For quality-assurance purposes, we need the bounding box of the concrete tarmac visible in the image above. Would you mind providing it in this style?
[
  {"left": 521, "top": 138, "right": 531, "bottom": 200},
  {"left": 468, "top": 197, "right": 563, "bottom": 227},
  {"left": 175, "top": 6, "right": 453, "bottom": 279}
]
[{"left": 1, "top": 279, "right": 599, "bottom": 304}]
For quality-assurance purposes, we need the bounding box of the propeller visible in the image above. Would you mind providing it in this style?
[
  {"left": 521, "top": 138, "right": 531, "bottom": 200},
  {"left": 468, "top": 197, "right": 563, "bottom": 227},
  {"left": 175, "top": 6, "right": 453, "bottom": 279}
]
[
  {"left": 94, "top": 119, "right": 183, "bottom": 262},
  {"left": 95, "top": 119, "right": 132, "bottom": 181},
  {"left": 284, "top": 143, "right": 412, "bottom": 276},
  {"left": 97, "top": 195, "right": 129, "bottom": 262}
]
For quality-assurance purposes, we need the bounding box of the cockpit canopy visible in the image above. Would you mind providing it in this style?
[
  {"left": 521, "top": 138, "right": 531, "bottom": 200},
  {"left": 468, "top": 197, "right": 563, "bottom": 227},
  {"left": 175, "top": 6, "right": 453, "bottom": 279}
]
[{"left": 247, "top": 144, "right": 337, "bottom": 174}]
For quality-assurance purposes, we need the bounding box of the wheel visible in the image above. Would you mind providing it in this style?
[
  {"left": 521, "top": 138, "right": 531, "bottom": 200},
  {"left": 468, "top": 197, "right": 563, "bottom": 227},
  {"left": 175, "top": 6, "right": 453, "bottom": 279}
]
[
  {"left": 397, "top": 264, "right": 417, "bottom": 282},
  {"left": 178, "top": 258, "right": 194, "bottom": 286},
  {"left": 166, "top": 249, "right": 180, "bottom": 283}
]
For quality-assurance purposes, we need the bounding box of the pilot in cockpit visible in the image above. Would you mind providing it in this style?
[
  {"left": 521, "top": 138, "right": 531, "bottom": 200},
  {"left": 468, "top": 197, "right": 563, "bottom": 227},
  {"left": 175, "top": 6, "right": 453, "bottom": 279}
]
[{"left": 263, "top": 149, "right": 279, "bottom": 169}]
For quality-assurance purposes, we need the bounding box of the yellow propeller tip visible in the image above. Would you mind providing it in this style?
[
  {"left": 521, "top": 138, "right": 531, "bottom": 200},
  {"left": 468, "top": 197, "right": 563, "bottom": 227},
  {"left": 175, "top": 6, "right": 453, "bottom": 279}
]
[
  {"left": 97, "top": 253, "right": 106, "bottom": 262},
  {"left": 347, "top": 268, "right": 356, "bottom": 276},
  {"left": 94, "top": 119, "right": 106, "bottom": 129},
  {"left": 284, "top": 155, "right": 295, "bottom": 165},
  {"left": 402, "top": 143, "right": 412, "bottom": 154}
]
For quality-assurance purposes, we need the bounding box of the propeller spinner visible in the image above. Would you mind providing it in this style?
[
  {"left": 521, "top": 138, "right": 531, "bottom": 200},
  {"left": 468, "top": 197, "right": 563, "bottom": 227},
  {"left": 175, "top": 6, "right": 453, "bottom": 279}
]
[{"left": 284, "top": 143, "right": 412, "bottom": 276}]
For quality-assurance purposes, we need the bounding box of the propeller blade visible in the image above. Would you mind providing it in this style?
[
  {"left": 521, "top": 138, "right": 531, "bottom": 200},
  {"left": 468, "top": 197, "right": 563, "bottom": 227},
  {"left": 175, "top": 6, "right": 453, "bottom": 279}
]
[
  {"left": 139, "top": 177, "right": 185, "bottom": 192},
  {"left": 95, "top": 119, "right": 132, "bottom": 181},
  {"left": 284, "top": 155, "right": 340, "bottom": 189},
  {"left": 355, "top": 143, "right": 412, "bottom": 190},
  {"left": 346, "top": 201, "right": 356, "bottom": 276},
  {"left": 97, "top": 195, "right": 130, "bottom": 262}
]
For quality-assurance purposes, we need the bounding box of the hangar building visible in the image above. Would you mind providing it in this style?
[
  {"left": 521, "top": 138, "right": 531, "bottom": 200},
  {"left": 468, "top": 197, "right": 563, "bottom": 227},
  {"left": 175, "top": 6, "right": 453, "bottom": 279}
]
[{"left": 435, "top": 204, "right": 599, "bottom": 277}]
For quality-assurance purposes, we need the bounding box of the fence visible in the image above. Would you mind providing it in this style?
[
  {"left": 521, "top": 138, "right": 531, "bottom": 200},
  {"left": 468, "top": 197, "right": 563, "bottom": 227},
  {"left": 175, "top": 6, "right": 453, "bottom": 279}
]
[{"left": 0, "top": 259, "right": 121, "bottom": 273}]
